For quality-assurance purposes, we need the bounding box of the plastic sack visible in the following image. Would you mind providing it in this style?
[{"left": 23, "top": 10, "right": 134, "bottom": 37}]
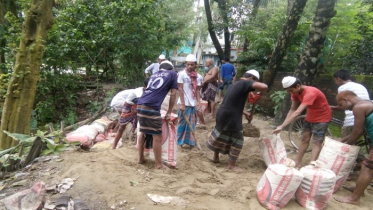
[
  {"left": 0, "top": 182, "right": 45, "bottom": 210},
  {"left": 260, "top": 135, "right": 287, "bottom": 166},
  {"left": 257, "top": 164, "right": 304, "bottom": 210},
  {"left": 295, "top": 161, "right": 336, "bottom": 210},
  {"left": 317, "top": 137, "right": 359, "bottom": 192}
]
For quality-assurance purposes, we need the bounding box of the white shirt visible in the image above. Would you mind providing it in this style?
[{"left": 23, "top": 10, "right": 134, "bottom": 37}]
[
  {"left": 144, "top": 63, "right": 160, "bottom": 75},
  {"left": 177, "top": 70, "right": 203, "bottom": 106},
  {"left": 110, "top": 87, "right": 143, "bottom": 111},
  {"left": 338, "top": 81, "right": 370, "bottom": 126}
]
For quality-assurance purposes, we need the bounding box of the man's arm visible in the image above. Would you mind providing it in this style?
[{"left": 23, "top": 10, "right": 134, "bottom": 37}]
[
  {"left": 330, "top": 105, "right": 344, "bottom": 111},
  {"left": 232, "top": 65, "right": 236, "bottom": 77},
  {"left": 196, "top": 85, "right": 201, "bottom": 105},
  {"left": 341, "top": 106, "right": 366, "bottom": 144},
  {"left": 252, "top": 82, "right": 268, "bottom": 96},
  {"left": 178, "top": 83, "right": 185, "bottom": 112},
  {"left": 166, "top": 89, "right": 177, "bottom": 116},
  {"left": 144, "top": 63, "right": 155, "bottom": 78},
  {"left": 203, "top": 67, "right": 218, "bottom": 83},
  {"left": 273, "top": 100, "right": 304, "bottom": 134}
]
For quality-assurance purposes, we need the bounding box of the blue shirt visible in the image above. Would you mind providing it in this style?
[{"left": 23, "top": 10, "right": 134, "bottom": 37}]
[
  {"left": 220, "top": 63, "right": 236, "bottom": 80},
  {"left": 137, "top": 70, "right": 178, "bottom": 110}
]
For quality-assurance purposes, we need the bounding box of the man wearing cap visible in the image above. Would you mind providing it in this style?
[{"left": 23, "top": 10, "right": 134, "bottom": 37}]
[
  {"left": 207, "top": 70, "right": 267, "bottom": 171},
  {"left": 177, "top": 54, "right": 203, "bottom": 147},
  {"left": 273, "top": 76, "right": 331, "bottom": 168},
  {"left": 144, "top": 54, "right": 166, "bottom": 78},
  {"left": 201, "top": 58, "right": 219, "bottom": 118},
  {"left": 137, "top": 60, "right": 178, "bottom": 170},
  {"left": 218, "top": 58, "right": 236, "bottom": 103}
]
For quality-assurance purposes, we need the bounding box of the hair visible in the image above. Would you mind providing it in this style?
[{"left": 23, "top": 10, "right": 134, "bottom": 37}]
[
  {"left": 336, "top": 90, "right": 357, "bottom": 101},
  {"left": 287, "top": 78, "right": 302, "bottom": 89},
  {"left": 333, "top": 69, "right": 351, "bottom": 81},
  {"left": 143, "top": 78, "right": 150, "bottom": 87},
  {"left": 243, "top": 73, "right": 258, "bottom": 80},
  {"left": 224, "top": 57, "right": 230, "bottom": 62},
  {"left": 159, "top": 63, "right": 173, "bottom": 70}
]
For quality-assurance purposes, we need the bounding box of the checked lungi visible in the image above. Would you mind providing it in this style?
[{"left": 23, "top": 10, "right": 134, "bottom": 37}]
[
  {"left": 206, "top": 127, "right": 244, "bottom": 162},
  {"left": 201, "top": 81, "right": 218, "bottom": 102},
  {"left": 177, "top": 106, "right": 197, "bottom": 146},
  {"left": 137, "top": 105, "right": 162, "bottom": 135}
]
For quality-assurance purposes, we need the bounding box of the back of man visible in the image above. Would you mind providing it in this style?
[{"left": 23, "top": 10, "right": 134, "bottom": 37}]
[
  {"left": 111, "top": 87, "right": 143, "bottom": 112},
  {"left": 221, "top": 62, "right": 235, "bottom": 81},
  {"left": 216, "top": 79, "right": 255, "bottom": 131}
]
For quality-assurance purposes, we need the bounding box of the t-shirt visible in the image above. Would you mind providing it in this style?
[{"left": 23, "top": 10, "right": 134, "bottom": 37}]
[
  {"left": 338, "top": 82, "right": 370, "bottom": 127},
  {"left": 220, "top": 63, "right": 236, "bottom": 80},
  {"left": 177, "top": 70, "right": 203, "bottom": 107},
  {"left": 110, "top": 87, "right": 143, "bottom": 111},
  {"left": 137, "top": 70, "right": 178, "bottom": 110},
  {"left": 144, "top": 63, "right": 160, "bottom": 75},
  {"left": 365, "top": 110, "right": 373, "bottom": 145},
  {"left": 291, "top": 86, "right": 331, "bottom": 123},
  {"left": 216, "top": 79, "right": 255, "bottom": 131}
]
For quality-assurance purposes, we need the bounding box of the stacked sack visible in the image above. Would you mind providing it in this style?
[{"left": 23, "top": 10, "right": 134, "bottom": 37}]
[
  {"left": 295, "top": 161, "right": 336, "bottom": 210},
  {"left": 257, "top": 135, "right": 304, "bottom": 210}
]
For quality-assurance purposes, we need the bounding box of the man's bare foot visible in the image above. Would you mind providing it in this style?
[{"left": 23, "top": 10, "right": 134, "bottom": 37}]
[
  {"left": 156, "top": 164, "right": 169, "bottom": 170},
  {"left": 138, "top": 157, "right": 146, "bottom": 164},
  {"left": 343, "top": 186, "right": 365, "bottom": 197},
  {"left": 334, "top": 196, "right": 360, "bottom": 206},
  {"left": 212, "top": 157, "right": 220, "bottom": 163},
  {"left": 227, "top": 166, "right": 244, "bottom": 172}
]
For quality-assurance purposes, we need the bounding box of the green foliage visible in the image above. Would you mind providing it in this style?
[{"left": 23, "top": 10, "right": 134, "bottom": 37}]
[
  {"left": 270, "top": 91, "right": 286, "bottom": 115},
  {"left": 0, "top": 73, "right": 11, "bottom": 99}
]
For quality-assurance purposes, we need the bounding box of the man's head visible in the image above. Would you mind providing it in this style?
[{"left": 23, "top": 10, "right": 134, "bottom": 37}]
[
  {"left": 205, "top": 58, "right": 213, "bottom": 67},
  {"left": 282, "top": 76, "right": 302, "bottom": 94},
  {"left": 143, "top": 78, "right": 150, "bottom": 90},
  {"left": 242, "top": 69, "right": 259, "bottom": 81},
  {"left": 224, "top": 57, "right": 230, "bottom": 63},
  {"left": 158, "top": 54, "right": 166, "bottom": 63},
  {"left": 333, "top": 69, "right": 351, "bottom": 86},
  {"left": 336, "top": 91, "right": 359, "bottom": 110},
  {"left": 185, "top": 54, "right": 197, "bottom": 72},
  {"left": 159, "top": 60, "right": 174, "bottom": 70}
]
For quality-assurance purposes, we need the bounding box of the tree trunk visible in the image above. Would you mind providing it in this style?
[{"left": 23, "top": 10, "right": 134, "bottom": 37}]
[
  {"left": 287, "top": 0, "right": 297, "bottom": 16},
  {"left": 204, "top": 0, "right": 224, "bottom": 60},
  {"left": 294, "top": 0, "right": 337, "bottom": 85},
  {"left": 0, "top": 1, "right": 6, "bottom": 74},
  {"left": 217, "top": 0, "right": 231, "bottom": 59},
  {"left": 243, "top": 0, "right": 261, "bottom": 52},
  {"left": 263, "top": 0, "right": 308, "bottom": 87},
  {"left": 0, "top": 0, "right": 54, "bottom": 149}
]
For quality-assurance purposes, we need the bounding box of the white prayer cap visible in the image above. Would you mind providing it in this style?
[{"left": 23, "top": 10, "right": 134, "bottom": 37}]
[
  {"left": 160, "top": 60, "right": 173, "bottom": 67},
  {"left": 158, "top": 54, "right": 166, "bottom": 60},
  {"left": 246, "top": 69, "right": 260, "bottom": 80},
  {"left": 185, "top": 54, "right": 197, "bottom": 62},
  {"left": 282, "top": 76, "right": 297, "bottom": 88},
  {"left": 125, "top": 92, "right": 137, "bottom": 105}
]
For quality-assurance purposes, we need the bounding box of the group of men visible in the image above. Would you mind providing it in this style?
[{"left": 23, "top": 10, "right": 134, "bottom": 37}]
[{"left": 112, "top": 54, "right": 373, "bottom": 205}]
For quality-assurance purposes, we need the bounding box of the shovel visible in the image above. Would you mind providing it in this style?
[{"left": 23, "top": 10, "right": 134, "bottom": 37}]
[{"left": 181, "top": 111, "right": 202, "bottom": 151}]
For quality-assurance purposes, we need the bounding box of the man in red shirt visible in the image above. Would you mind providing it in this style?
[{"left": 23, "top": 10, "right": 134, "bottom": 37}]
[{"left": 273, "top": 76, "right": 331, "bottom": 168}]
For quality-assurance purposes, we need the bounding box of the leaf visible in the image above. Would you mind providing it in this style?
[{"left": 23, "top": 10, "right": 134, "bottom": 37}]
[
  {"left": 3, "top": 131, "right": 36, "bottom": 143},
  {"left": 41, "top": 149, "right": 53, "bottom": 156}
]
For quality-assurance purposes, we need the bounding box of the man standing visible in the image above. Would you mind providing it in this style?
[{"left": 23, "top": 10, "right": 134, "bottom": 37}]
[
  {"left": 218, "top": 58, "right": 236, "bottom": 103},
  {"left": 137, "top": 60, "right": 178, "bottom": 170},
  {"left": 273, "top": 76, "right": 331, "bottom": 168},
  {"left": 201, "top": 58, "right": 219, "bottom": 119},
  {"left": 177, "top": 54, "right": 203, "bottom": 147},
  {"left": 207, "top": 70, "right": 267, "bottom": 171},
  {"left": 334, "top": 91, "right": 373, "bottom": 206},
  {"left": 144, "top": 54, "right": 166, "bottom": 78}
]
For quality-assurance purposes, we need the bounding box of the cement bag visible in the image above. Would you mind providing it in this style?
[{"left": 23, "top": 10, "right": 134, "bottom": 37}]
[
  {"left": 295, "top": 161, "right": 336, "bottom": 210},
  {"left": 260, "top": 134, "right": 287, "bottom": 166},
  {"left": 0, "top": 182, "right": 45, "bottom": 210},
  {"left": 66, "top": 125, "right": 99, "bottom": 148},
  {"left": 257, "top": 164, "right": 304, "bottom": 210},
  {"left": 149, "top": 110, "right": 178, "bottom": 167},
  {"left": 317, "top": 137, "right": 359, "bottom": 192}
]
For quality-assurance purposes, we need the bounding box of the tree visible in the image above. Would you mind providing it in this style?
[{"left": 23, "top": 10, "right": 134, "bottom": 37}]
[
  {"left": 263, "top": 0, "right": 308, "bottom": 87},
  {"left": 0, "top": 0, "right": 54, "bottom": 149},
  {"left": 294, "top": 0, "right": 337, "bottom": 84},
  {"left": 204, "top": 0, "right": 225, "bottom": 60}
]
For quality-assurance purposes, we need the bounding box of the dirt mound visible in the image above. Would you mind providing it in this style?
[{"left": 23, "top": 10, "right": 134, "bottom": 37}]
[{"left": 243, "top": 123, "right": 260, "bottom": 137}]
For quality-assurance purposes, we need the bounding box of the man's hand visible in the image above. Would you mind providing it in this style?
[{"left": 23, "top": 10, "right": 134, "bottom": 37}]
[
  {"left": 219, "top": 79, "right": 223, "bottom": 83},
  {"left": 273, "top": 126, "right": 283, "bottom": 134},
  {"left": 164, "top": 113, "right": 171, "bottom": 121},
  {"left": 179, "top": 104, "right": 185, "bottom": 112},
  {"left": 245, "top": 114, "right": 253, "bottom": 123}
]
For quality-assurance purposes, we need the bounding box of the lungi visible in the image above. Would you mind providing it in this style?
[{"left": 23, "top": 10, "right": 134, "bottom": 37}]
[
  {"left": 137, "top": 105, "right": 162, "bottom": 135},
  {"left": 177, "top": 106, "right": 197, "bottom": 146},
  {"left": 119, "top": 104, "right": 137, "bottom": 132},
  {"left": 206, "top": 127, "right": 244, "bottom": 162},
  {"left": 201, "top": 81, "right": 218, "bottom": 102}
]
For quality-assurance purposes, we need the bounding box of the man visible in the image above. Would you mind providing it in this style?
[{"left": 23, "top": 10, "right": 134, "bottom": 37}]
[
  {"left": 110, "top": 86, "right": 145, "bottom": 115},
  {"left": 177, "top": 54, "right": 203, "bottom": 147},
  {"left": 273, "top": 76, "right": 331, "bottom": 168},
  {"left": 331, "top": 69, "right": 370, "bottom": 165},
  {"left": 218, "top": 58, "right": 236, "bottom": 103},
  {"left": 201, "top": 58, "right": 218, "bottom": 119},
  {"left": 144, "top": 54, "right": 166, "bottom": 78},
  {"left": 334, "top": 91, "right": 373, "bottom": 206},
  {"left": 137, "top": 60, "right": 178, "bottom": 170},
  {"left": 207, "top": 70, "right": 267, "bottom": 171}
]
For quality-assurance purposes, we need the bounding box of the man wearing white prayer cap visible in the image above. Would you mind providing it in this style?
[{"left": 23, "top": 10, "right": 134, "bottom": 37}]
[
  {"left": 273, "top": 76, "right": 331, "bottom": 168},
  {"left": 144, "top": 54, "right": 166, "bottom": 78}
]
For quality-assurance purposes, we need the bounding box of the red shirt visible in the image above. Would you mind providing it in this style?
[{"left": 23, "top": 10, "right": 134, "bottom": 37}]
[{"left": 291, "top": 86, "right": 331, "bottom": 123}]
